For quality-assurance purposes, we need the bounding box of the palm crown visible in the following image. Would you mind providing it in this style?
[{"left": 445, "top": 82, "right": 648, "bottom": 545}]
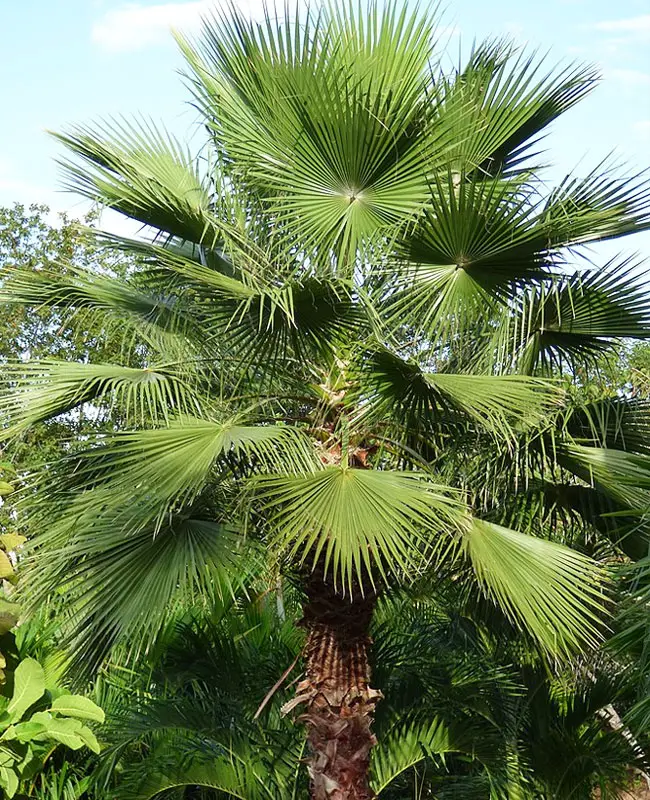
[{"left": 2, "top": 3, "right": 650, "bottom": 797}]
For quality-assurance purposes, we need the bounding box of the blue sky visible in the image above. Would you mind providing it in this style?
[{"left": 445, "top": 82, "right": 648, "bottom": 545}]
[{"left": 2, "top": 0, "right": 649, "bottom": 255}]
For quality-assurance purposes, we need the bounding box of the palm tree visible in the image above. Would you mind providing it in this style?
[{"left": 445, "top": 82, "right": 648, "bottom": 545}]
[{"left": 2, "top": 3, "right": 650, "bottom": 797}]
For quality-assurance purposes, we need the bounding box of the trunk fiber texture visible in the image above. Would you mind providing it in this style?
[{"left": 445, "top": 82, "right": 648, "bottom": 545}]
[{"left": 287, "top": 573, "right": 382, "bottom": 800}]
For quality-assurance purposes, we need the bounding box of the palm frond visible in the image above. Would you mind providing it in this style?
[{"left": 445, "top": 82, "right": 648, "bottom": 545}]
[
  {"left": 27, "top": 517, "right": 248, "bottom": 679},
  {"left": 122, "top": 742, "right": 294, "bottom": 800},
  {"left": 463, "top": 519, "right": 606, "bottom": 654},
  {"left": 436, "top": 40, "right": 598, "bottom": 177},
  {"left": 351, "top": 347, "right": 561, "bottom": 440},
  {"left": 508, "top": 257, "right": 650, "bottom": 372},
  {"left": 92, "top": 233, "right": 364, "bottom": 375},
  {"left": 38, "top": 418, "right": 317, "bottom": 534},
  {"left": 52, "top": 118, "right": 218, "bottom": 244},
  {"left": 562, "top": 395, "right": 650, "bottom": 456},
  {"left": 0, "top": 359, "right": 203, "bottom": 434},
  {"left": 388, "top": 170, "right": 549, "bottom": 337},
  {"left": 256, "top": 467, "right": 466, "bottom": 593},
  {"left": 180, "top": 1, "right": 442, "bottom": 259},
  {"left": 371, "top": 716, "right": 463, "bottom": 794},
  {"left": 558, "top": 443, "right": 650, "bottom": 509},
  {"left": 0, "top": 265, "right": 197, "bottom": 356},
  {"left": 542, "top": 160, "right": 650, "bottom": 245}
]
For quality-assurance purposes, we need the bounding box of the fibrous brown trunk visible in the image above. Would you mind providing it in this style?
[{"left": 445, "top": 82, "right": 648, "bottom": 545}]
[{"left": 284, "top": 572, "right": 381, "bottom": 800}]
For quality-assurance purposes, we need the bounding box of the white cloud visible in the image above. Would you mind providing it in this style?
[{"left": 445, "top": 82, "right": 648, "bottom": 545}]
[
  {"left": 91, "top": 0, "right": 266, "bottom": 52},
  {"left": 594, "top": 14, "right": 650, "bottom": 37}
]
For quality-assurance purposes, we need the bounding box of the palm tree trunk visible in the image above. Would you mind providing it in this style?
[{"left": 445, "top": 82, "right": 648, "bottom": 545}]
[{"left": 289, "top": 572, "right": 381, "bottom": 800}]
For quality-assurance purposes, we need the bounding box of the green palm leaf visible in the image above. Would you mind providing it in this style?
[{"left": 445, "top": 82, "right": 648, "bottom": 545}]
[
  {"left": 181, "top": 1, "right": 441, "bottom": 259},
  {"left": 558, "top": 443, "right": 650, "bottom": 508},
  {"left": 0, "top": 359, "right": 202, "bottom": 433},
  {"left": 512, "top": 257, "right": 650, "bottom": 371},
  {"left": 257, "top": 467, "right": 466, "bottom": 592},
  {"left": 123, "top": 741, "right": 297, "bottom": 800},
  {"left": 436, "top": 40, "right": 598, "bottom": 178},
  {"left": 463, "top": 519, "right": 606, "bottom": 654},
  {"left": 352, "top": 347, "right": 560, "bottom": 440},
  {"left": 370, "top": 716, "right": 462, "bottom": 794},
  {"left": 542, "top": 160, "right": 650, "bottom": 245},
  {"left": 31, "top": 418, "right": 317, "bottom": 537},
  {"left": 52, "top": 118, "right": 217, "bottom": 244},
  {"left": 0, "top": 265, "right": 196, "bottom": 356},
  {"left": 28, "top": 517, "right": 246, "bottom": 677}
]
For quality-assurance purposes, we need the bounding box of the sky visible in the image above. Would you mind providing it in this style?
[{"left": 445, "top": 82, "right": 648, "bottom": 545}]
[{"left": 1, "top": 0, "right": 649, "bottom": 257}]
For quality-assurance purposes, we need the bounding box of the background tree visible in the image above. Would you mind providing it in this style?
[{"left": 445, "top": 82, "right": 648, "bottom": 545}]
[{"left": 2, "top": 4, "right": 650, "bottom": 799}]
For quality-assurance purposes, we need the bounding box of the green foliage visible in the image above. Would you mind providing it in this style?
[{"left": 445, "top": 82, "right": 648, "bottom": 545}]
[{"left": 0, "top": 658, "right": 103, "bottom": 798}]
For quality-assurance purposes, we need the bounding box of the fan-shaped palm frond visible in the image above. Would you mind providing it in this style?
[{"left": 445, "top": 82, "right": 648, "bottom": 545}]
[
  {"left": 436, "top": 39, "right": 598, "bottom": 178},
  {"left": 28, "top": 516, "right": 249, "bottom": 677},
  {"left": 351, "top": 347, "right": 560, "bottom": 441},
  {"left": 33, "top": 418, "right": 316, "bottom": 534},
  {"left": 370, "top": 715, "right": 467, "bottom": 795},
  {"left": 180, "top": 2, "right": 445, "bottom": 259},
  {"left": 52, "top": 118, "right": 217, "bottom": 245},
  {"left": 256, "top": 467, "right": 466, "bottom": 592},
  {"left": 504, "top": 256, "right": 650, "bottom": 372},
  {"left": 542, "top": 160, "right": 650, "bottom": 245},
  {"left": 0, "top": 359, "right": 203, "bottom": 433},
  {"left": 463, "top": 519, "right": 606, "bottom": 654},
  {"left": 0, "top": 265, "right": 196, "bottom": 357}
]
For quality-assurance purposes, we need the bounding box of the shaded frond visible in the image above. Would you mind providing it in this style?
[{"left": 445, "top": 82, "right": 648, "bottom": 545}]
[
  {"left": 0, "top": 265, "right": 197, "bottom": 355},
  {"left": 542, "top": 161, "right": 650, "bottom": 245},
  {"left": 351, "top": 347, "right": 561, "bottom": 440},
  {"left": 509, "top": 257, "right": 650, "bottom": 372},
  {"left": 27, "top": 517, "right": 248, "bottom": 677},
  {"left": 31, "top": 418, "right": 317, "bottom": 536},
  {"left": 371, "top": 716, "right": 462, "bottom": 794}
]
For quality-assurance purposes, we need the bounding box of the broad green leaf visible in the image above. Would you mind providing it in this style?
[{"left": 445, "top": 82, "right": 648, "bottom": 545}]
[
  {"left": 33, "top": 716, "right": 85, "bottom": 750},
  {"left": 52, "top": 119, "right": 216, "bottom": 244},
  {"left": 45, "top": 417, "right": 317, "bottom": 537},
  {"left": 0, "top": 359, "right": 204, "bottom": 436},
  {"left": 180, "top": 2, "right": 439, "bottom": 258},
  {"left": 0, "top": 535, "right": 26, "bottom": 552},
  {"left": 1, "top": 722, "right": 47, "bottom": 743},
  {"left": 371, "top": 716, "right": 459, "bottom": 793},
  {"left": 0, "top": 552, "right": 13, "bottom": 579},
  {"left": 6, "top": 659, "right": 44, "bottom": 722},
  {"left": 77, "top": 724, "right": 101, "bottom": 754},
  {"left": 0, "top": 483, "right": 13, "bottom": 496},
  {"left": 352, "top": 348, "right": 560, "bottom": 440},
  {"left": 0, "top": 599, "right": 20, "bottom": 635},
  {"left": 0, "top": 766, "right": 18, "bottom": 798},
  {"left": 51, "top": 694, "right": 105, "bottom": 723}
]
